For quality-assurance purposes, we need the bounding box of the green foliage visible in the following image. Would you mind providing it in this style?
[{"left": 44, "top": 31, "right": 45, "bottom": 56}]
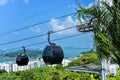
[
  {"left": 0, "top": 73, "right": 17, "bottom": 80},
  {"left": 54, "top": 64, "right": 65, "bottom": 71},
  {"left": 19, "top": 70, "right": 34, "bottom": 80},
  {"left": 0, "top": 52, "right": 101, "bottom": 80},
  {"left": 107, "top": 68, "right": 120, "bottom": 80},
  {"left": 66, "top": 52, "right": 101, "bottom": 80},
  {"left": 77, "top": 0, "right": 120, "bottom": 65},
  {"left": 0, "top": 69, "right": 7, "bottom": 74},
  {"left": 95, "top": 33, "right": 115, "bottom": 59},
  {"left": 0, "top": 66, "right": 100, "bottom": 80},
  {"left": 67, "top": 52, "right": 100, "bottom": 67},
  {"left": 51, "top": 72, "right": 60, "bottom": 80}
]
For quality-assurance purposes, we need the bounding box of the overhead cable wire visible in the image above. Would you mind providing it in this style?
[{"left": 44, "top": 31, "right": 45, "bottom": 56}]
[
  {"left": 0, "top": 12, "right": 77, "bottom": 36},
  {"left": 0, "top": 21, "right": 94, "bottom": 46},
  {"left": 26, "top": 33, "right": 83, "bottom": 47},
  {"left": 0, "top": 33, "right": 46, "bottom": 46},
  {"left": 2, "top": 33, "right": 83, "bottom": 51},
  {"left": 0, "top": 2, "right": 72, "bottom": 29},
  {"left": 0, "top": 25, "right": 77, "bottom": 46}
]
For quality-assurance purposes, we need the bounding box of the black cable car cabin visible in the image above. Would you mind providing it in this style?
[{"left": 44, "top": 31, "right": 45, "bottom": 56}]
[
  {"left": 42, "top": 44, "right": 64, "bottom": 65},
  {"left": 42, "top": 30, "right": 64, "bottom": 65},
  {"left": 16, "top": 46, "right": 29, "bottom": 66}
]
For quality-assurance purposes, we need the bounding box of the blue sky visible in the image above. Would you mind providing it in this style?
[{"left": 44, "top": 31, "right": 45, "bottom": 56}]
[{"left": 0, "top": 0, "right": 96, "bottom": 51}]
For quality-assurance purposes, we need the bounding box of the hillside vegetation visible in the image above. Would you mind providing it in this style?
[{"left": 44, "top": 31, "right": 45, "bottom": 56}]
[
  {"left": 0, "top": 66, "right": 94, "bottom": 80},
  {"left": 0, "top": 52, "right": 102, "bottom": 80},
  {"left": 2, "top": 51, "right": 119, "bottom": 80},
  {"left": 0, "top": 50, "right": 42, "bottom": 59},
  {"left": 67, "top": 52, "right": 100, "bottom": 67}
]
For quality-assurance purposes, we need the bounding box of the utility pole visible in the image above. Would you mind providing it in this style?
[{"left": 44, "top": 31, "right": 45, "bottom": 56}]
[
  {"left": 101, "top": 59, "right": 106, "bottom": 80},
  {"left": 76, "top": 0, "right": 108, "bottom": 79},
  {"left": 98, "top": 0, "right": 107, "bottom": 80}
]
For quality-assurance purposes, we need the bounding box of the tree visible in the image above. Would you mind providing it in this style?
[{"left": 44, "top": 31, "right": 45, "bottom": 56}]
[
  {"left": 77, "top": 0, "right": 120, "bottom": 65},
  {"left": 67, "top": 52, "right": 100, "bottom": 67},
  {"left": 0, "top": 69, "right": 7, "bottom": 74}
]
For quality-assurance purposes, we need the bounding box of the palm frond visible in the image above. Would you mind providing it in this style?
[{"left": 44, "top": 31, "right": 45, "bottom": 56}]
[{"left": 77, "top": 0, "right": 120, "bottom": 65}]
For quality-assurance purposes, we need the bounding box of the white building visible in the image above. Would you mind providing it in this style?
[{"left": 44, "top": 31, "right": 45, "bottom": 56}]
[
  {"left": 0, "top": 59, "right": 44, "bottom": 72},
  {"left": 0, "top": 59, "right": 71, "bottom": 72},
  {"left": 62, "top": 59, "right": 72, "bottom": 66},
  {"left": 109, "top": 64, "right": 119, "bottom": 76},
  {"left": 101, "top": 59, "right": 119, "bottom": 76}
]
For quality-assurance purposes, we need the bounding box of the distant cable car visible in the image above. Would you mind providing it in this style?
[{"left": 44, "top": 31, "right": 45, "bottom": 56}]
[
  {"left": 16, "top": 46, "right": 29, "bottom": 66},
  {"left": 42, "top": 31, "right": 64, "bottom": 65}
]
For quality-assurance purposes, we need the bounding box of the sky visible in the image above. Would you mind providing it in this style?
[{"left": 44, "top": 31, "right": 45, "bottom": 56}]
[{"left": 0, "top": 0, "right": 97, "bottom": 52}]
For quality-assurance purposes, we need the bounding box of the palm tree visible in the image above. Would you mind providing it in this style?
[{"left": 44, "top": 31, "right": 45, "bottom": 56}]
[{"left": 77, "top": 0, "right": 120, "bottom": 65}]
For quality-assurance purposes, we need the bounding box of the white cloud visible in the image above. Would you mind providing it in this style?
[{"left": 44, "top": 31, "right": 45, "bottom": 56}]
[
  {"left": 23, "top": 0, "right": 29, "bottom": 4},
  {"left": 68, "top": 4, "right": 77, "bottom": 9},
  {"left": 30, "top": 26, "right": 41, "bottom": 34},
  {"left": 13, "top": 31, "right": 18, "bottom": 34},
  {"left": 88, "top": 2, "right": 94, "bottom": 8},
  {"left": 0, "top": 0, "right": 8, "bottom": 6},
  {"left": 0, "top": 0, "right": 29, "bottom": 6},
  {"left": 49, "top": 16, "right": 79, "bottom": 35}
]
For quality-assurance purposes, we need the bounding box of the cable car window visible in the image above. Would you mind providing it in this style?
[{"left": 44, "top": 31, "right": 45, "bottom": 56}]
[{"left": 53, "top": 50, "right": 63, "bottom": 57}]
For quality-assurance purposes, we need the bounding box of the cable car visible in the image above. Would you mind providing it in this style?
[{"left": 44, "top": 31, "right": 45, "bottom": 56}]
[
  {"left": 42, "top": 31, "right": 64, "bottom": 65},
  {"left": 16, "top": 46, "right": 29, "bottom": 66}
]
